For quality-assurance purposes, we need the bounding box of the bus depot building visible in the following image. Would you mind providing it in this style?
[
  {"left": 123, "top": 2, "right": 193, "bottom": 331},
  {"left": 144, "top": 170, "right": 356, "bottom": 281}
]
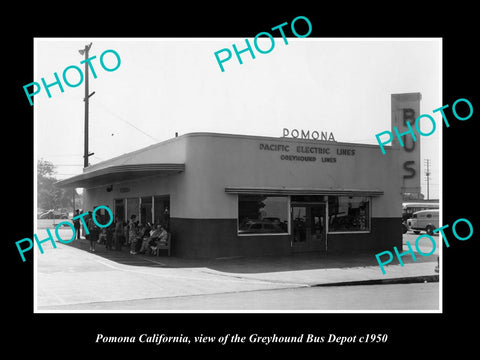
[{"left": 57, "top": 132, "right": 402, "bottom": 259}]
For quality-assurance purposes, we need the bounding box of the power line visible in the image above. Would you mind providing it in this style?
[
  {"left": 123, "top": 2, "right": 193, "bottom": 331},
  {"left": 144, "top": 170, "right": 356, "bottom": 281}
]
[
  {"left": 39, "top": 154, "right": 84, "bottom": 157},
  {"left": 95, "top": 100, "right": 160, "bottom": 143}
]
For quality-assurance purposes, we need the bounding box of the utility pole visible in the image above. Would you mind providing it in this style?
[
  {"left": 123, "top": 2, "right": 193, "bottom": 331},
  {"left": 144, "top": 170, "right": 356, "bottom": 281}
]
[
  {"left": 424, "top": 158, "right": 431, "bottom": 200},
  {"left": 79, "top": 42, "right": 95, "bottom": 168}
]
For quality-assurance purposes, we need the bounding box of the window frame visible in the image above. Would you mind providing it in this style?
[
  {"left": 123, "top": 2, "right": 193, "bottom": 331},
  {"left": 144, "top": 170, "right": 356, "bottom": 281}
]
[
  {"left": 327, "top": 196, "right": 372, "bottom": 234},
  {"left": 113, "top": 195, "right": 170, "bottom": 226},
  {"left": 237, "top": 194, "right": 291, "bottom": 236}
]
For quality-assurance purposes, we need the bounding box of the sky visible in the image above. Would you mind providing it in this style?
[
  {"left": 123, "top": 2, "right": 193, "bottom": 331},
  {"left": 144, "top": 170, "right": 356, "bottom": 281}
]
[{"left": 34, "top": 38, "right": 441, "bottom": 199}]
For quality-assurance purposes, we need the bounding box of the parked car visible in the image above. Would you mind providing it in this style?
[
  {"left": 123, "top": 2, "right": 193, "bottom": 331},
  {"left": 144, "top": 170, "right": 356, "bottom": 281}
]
[
  {"left": 38, "top": 209, "right": 69, "bottom": 219},
  {"left": 238, "top": 220, "right": 285, "bottom": 234},
  {"left": 409, "top": 209, "right": 439, "bottom": 235},
  {"left": 262, "top": 217, "right": 288, "bottom": 232}
]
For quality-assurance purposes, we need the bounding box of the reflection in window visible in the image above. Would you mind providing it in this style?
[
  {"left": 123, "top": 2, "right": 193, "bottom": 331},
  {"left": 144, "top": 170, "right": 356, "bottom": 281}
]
[
  {"left": 238, "top": 195, "right": 288, "bottom": 234},
  {"left": 126, "top": 197, "right": 140, "bottom": 221},
  {"left": 154, "top": 196, "right": 170, "bottom": 230},
  {"left": 114, "top": 199, "right": 125, "bottom": 222},
  {"left": 328, "top": 196, "right": 370, "bottom": 232},
  {"left": 141, "top": 196, "right": 153, "bottom": 225}
]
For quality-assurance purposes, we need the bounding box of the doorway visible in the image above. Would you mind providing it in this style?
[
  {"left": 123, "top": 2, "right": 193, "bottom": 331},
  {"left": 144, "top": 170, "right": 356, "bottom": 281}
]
[
  {"left": 114, "top": 199, "right": 125, "bottom": 223},
  {"left": 291, "top": 203, "right": 327, "bottom": 252}
]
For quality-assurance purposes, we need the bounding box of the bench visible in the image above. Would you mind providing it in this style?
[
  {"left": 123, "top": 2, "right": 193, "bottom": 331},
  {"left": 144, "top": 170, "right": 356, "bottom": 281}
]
[{"left": 153, "top": 233, "right": 171, "bottom": 257}]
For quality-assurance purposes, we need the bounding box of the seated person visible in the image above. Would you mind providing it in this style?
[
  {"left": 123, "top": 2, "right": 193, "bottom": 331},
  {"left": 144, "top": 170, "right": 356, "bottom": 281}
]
[
  {"left": 98, "top": 228, "right": 107, "bottom": 244},
  {"left": 138, "top": 223, "right": 158, "bottom": 254},
  {"left": 137, "top": 223, "right": 149, "bottom": 254},
  {"left": 150, "top": 225, "right": 168, "bottom": 255}
]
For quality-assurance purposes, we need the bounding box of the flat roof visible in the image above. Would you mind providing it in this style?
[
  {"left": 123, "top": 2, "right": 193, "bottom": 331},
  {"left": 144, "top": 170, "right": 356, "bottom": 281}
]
[
  {"left": 55, "top": 163, "right": 185, "bottom": 188},
  {"left": 83, "top": 131, "right": 390, "bottom": 170},
  {"left": 179, "top": 131, "right": 385, "bottom": 148},
  {"left": 55, "top": 131, "right": 392, "bottom": 189},
  {"left": 225, "top": 187, "right": 384, "bottom": 197}
]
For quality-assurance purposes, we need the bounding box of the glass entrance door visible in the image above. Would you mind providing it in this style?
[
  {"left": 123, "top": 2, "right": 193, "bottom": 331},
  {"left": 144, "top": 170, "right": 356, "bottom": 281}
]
[
  {"left": 292, "top": 206, "right": 307, "bottom": 243},
  {"left": 291, "top": 203, "right": 327, "bottom": 252}
]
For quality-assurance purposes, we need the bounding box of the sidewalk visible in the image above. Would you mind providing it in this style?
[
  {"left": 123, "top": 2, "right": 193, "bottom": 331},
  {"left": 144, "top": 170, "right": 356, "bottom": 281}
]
[
  {"left": 36, "top": 235, "right": 439, "bottom": 310},
  {"left": 64, "top": 236, "right": 439, "bottom": 287}
]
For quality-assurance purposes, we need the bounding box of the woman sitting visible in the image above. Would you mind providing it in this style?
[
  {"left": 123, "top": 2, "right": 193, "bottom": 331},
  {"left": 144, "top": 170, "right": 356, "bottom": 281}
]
[
  {"left": 136, "top": 223, "right": 151, "bottom": 254},
  {"left": 137, "top": 223, "right": 158, "bottom": 254},
  {"left": 150, "top": 225, "right": 168, "bottom": 255}
]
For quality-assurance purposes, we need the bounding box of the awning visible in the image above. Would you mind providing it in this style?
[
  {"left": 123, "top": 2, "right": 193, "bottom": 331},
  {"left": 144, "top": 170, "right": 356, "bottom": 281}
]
[
  {"left": 55, "top": 163, "right": 185, "bottom": 188},
  {"left": 225, "top": 187, "right": 384, "bottom": 196}
]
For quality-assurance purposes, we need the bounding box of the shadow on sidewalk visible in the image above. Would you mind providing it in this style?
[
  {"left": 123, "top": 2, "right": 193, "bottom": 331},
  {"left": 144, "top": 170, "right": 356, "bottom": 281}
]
[
  {"left": 65, "top": 237, "right": 436, "bottom": 274},
  {"left": 64, "top": 238, "right": 169, "bottom": 268}
]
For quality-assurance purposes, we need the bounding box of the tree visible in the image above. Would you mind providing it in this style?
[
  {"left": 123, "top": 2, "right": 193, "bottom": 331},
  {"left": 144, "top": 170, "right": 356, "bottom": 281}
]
[{"left": 37, "top": 159, "right": 73, "bottom": 212}]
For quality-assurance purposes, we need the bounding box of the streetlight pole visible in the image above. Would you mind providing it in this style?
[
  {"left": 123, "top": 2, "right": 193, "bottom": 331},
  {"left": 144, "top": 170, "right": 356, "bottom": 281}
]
[
  {"left": 424, "top": 158, "right": 431, "bottom": 200},
  {"left": 79, "top": 42, "right": 95, "bottom": 168}
]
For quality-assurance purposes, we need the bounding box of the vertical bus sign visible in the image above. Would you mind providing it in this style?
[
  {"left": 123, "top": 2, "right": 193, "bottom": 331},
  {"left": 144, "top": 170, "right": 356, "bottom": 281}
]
[{"left": 391, "top": 93, "right": 422, "bottom": 197}]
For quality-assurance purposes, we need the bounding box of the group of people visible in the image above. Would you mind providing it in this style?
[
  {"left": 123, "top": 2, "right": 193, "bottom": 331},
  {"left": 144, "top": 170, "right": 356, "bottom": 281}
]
[
  {"left": 125, "top": 214, "right": 169, "bottom": 255},
  {"left": 73, "top": 210, "right": 169, "bottom": 255}
]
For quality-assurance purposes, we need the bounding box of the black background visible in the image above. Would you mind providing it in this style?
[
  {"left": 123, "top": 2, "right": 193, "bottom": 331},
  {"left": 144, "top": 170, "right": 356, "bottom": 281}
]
[{"left": 6, "top": 3, "right": 478, "bottom": 356}]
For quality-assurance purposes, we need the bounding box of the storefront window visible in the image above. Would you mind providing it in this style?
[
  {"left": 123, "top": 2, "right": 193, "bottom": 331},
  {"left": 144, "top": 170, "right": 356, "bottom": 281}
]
[
  {"left": 116, "top": 196, "right": 169, "bottom": 228},
  {"left": 238, "top": 195, "right": 289, "bottom": 234},
  {"left": 328, "top": 196, "right": 370, "bottom": 232},
  {"left": 154, "top": 196, "right": 170, "bottom": 230},
  {"left": 140, "top": 196, "right": 153, "bottom": 225},
  {"left": 114, "top": 199, "right": 125, "bottom": 222},
  {"left": 126, "top": 197, "right": 140, "bottom": 222}
]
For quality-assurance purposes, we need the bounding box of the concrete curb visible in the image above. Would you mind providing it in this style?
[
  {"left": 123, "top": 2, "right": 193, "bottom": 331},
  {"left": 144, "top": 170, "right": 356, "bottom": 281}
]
[
  {"left": 53, "top": 233, "right": 439, "bottom": 289},
  {"left": 312, "top": 274, "right": 439, "bottom": 287}
]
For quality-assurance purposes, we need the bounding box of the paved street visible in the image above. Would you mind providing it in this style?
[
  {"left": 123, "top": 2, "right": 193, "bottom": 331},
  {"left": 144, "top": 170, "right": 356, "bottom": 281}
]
[
  {"left": 403, "top": 230, "right": 440, "bottom": 256},
  {"left": 42, "top": 282, "right": 439, "bottom": 311},
  {"left": 36, "top": 229, "right": 439, "bottom": 312}
]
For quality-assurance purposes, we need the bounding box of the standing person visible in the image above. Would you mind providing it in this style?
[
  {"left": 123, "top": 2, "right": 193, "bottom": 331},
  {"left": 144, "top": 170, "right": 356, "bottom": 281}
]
[
  {"left": 84, "top": 212, "right": 90, "bottom": 241},
  {"left": 87, "top": 211, "right": 98, "bottom": 252},
  {"left": 128, "top": 215, "right": 138, "bottom": 255},
  {"left": 163, "top": 207, "right": 170, "bottom": 231},
  {"left": 136, "top": 223, "right": 145, "bottom": 253},
  {"left": 114, "top": 216, "right": 123, "bottom": 251},
  {"left": 105, "top": 221, "right": 114, "bottom": 250},
  {"left": 124, "top": 220, "right": 129, "bottom": 247},
  {"left": 73, "top": 209, "right": 81, "bottom": 240}
]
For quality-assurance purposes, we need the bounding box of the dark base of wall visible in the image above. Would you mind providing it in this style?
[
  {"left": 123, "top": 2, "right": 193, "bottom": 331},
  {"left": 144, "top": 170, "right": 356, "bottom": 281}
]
[
  {"left": 169, "top": 217, "right": 402, "bottom": 258},
  {"left": 327, "top": 218, "right": 403, "bottom": 252},
  {"left": 169, "top": 218, "right": 291, "bottom": 258}
]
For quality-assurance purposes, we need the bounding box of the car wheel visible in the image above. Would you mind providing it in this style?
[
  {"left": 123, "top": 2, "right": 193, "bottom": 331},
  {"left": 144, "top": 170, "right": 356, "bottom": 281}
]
[{"left": 426, "top": 225, "right": 434, "bottom": 235}]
